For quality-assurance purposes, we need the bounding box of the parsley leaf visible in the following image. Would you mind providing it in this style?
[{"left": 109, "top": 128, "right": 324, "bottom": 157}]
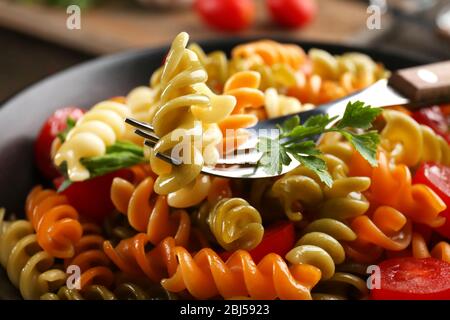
[
  {"left": 341, "top": 130, "right": 380, "bottom": 167},
  {"left": 278, "top": 116, "right": 300, "bottom": 135},
  {"left": 291, "top": 154, "right": 333, "bottom": 187},
  {"left": 257, "top": 137, "right": 291, "bottom": 175},
  {"left": 256, "top": 101, "right": 381, "bottom": 186},
  {"left": 337, "top": 101, "right": 382, "bottom": 130}
]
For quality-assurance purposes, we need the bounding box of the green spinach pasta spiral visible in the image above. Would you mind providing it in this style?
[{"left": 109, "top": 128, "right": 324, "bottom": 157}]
[
  {"left": 286, "top": 218, "right": 356, "bottom": 280},
  {"left": 40, "top": 282, "right": 176, "bottom": 300},
  {"left": 270, "top": 149, "right": 370, "bottom": 223},
  {"left": 0, "top": 209, "right": 67, "bottom": 299},
  {"left": 312, "top": 272, "right": 369, "bottom": 300},
  {"left": 207, "top": 198, "right": 264, "bottom": 251}
]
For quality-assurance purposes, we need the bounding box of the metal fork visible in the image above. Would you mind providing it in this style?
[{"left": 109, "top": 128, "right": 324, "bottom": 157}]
[{"left": 125, "top": 58, "right": 450, "bottom": 179}]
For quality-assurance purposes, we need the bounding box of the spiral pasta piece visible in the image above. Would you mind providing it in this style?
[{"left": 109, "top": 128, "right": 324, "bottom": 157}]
[
  {"left": 264, "top": 87, "right": 314, "bottom": 118},
  {"left": 188, "top": 43, "right": 229, "bottom": 90},
  {"left": 361, "top": 151, "right": 446, "bottom": 228},
  {"left": 287, "top": 50, "right": 387, "bottom": 105},
  {"left": 308, "top": 49, "right": 386, "bottom": 84},
  {"left": 218, "top": 71, "right": 264, "bottom": 153},
  {"left": 63, "top": 223, "right": 114, "bottom": 290},
  {"left": 40, "top": 282, "right": 175, "bottom": 300},
  {"left": 149, "top": 32, "right": 236, "bottom": 195},
  {"left": 271, "top": 148, "right": 370, "bottom": 221},
  {"left": 286, "top": 219, "right": 356, "bottom": 280},
  {"left": 103, "top": 234, "right": 178, "bottom": 283},
  {"left": 54, "top": 100, "right": 131, "bottom": 181},
  {"left": 410, "top": 232, "right": 450, "bottom": 263},
  {"left": 312, "top": 272, "right": 369, "bottom": 300},
  {"left": 208, "top": 198, "right": 263, "bottom": 251},
  {"left": 167, "top": 175, "right": 211, "bottom": 208},
  {"left": 350, "top": 206, "right": 412, "bottom": 251},
  {"left": 232, "top": 40, "right": 306, "bottom": 70},
  {"left": 110, "top": 177, "right": 191, "bottom": 246},
  {"left": 161, "top": 246, "right": 321, "bottom": 300},
  {"left": 380, "top": 109, "right": 450, "bottom": 166},
  {"left": 25, "top": 186, "right": 83, "bottom": 258},
  {"left": 0, "top": 210, "right": 67, "bottom": 300}
]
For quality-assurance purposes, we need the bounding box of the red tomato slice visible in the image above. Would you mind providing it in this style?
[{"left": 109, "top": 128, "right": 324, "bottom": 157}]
[
  {"left": 34, "top": 107, "right": 84, "bottom": 180},
  {"left": 371, "top": 257, "right": 450, "bottom": 300},
  {"left": 54, "top": 169, "right": 133, "bottom": 224},
  {"left": 267, "top": 0, "right": 317, "bottom": 29},
  {"left": 413, "top": 163, "right": 450, "bottom": 239},
  {"left": 220, "top": 221, "right": 295, "bottom": 263},
  {"left": 195, "top": 0, "right": 255, "bottom": 32},
  {"left": 412, "top": 106, "right": 450, "bottom": 143}
]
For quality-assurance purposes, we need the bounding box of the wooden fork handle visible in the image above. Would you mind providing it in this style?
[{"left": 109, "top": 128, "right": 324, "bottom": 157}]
[{"left": 388, "top": 60, "right": 450, "bottom": 105}]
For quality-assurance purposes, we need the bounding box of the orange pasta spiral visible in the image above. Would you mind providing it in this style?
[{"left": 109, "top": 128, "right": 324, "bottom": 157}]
[
  {"left": 410, "top": 232, "right": 450, "bottom": 263},
  {"left": 350, "top": 151, "right": 446, "bottom": 228},
  {"left": 350, "top": 206, "right": 412, "bottom": 251},
  {"left": 232, "top": 40, "right": 306, "bottom": 70},
  {"left": 218, "top": 71, "right": 264, "bottom": 153},
  {"left": 64, "top": 223, "right": 114, "bottom": 290},
  {"left": 25, "top": 186, "right": 83, "bottom": 258},
  {"left": 287, "top": 73, "right": 347, "bottom": 105},
  {"left": 103, "top": 235, "right": 178, "bottom": 283},
  {"left": 161, "top": 247, "right": 321, "bottom": 300},
  {"left": 110, "top": 177, "right": 191, "bottom": 246}
]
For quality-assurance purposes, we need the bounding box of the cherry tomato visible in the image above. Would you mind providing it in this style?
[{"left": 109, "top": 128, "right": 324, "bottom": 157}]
[
  {"left": 413, "top": 163, "right": 450, "bottom": 239},
  {"left": 220, "top": 221, "right": 295, "bottom": 263},
  {"left": 34, "top": 107, "right": 84, "bottom": 180},
  {"left": 54, "top": 169, "right": 133, "bottom": 224},
  {"left": 412, "top": 106, "right": 450, "bottom": 143},
  {"left": 267, "top": 0, "right": 317, "bottom": 29},
  {"left": 195, "top": 0, "right": 255, "bottom": 32},
  {"left": 371, "top": 257, "right": 450, "bottom": 300}
]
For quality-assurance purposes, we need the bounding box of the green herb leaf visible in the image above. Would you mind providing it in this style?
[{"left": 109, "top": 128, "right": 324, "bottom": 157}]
[
  {"left": 278, "top": 116, "right": 300, "bottom": 135},
  {"left": 57, "top": 140, "right": 146, "bottom": 191},
  {"left": 57, "top": 117, "right": 77, "bottom": 143},
  {"left": 291, "top": 154, "right": 333, "bottom": 187},
  {"left": 303, "top": 114, "right": 337, "bottom": 128},
  {"left": 341, "top": 130, "right": 380, "bottom": 167},
  {"left": 257, "top": 137, "right": 291, "bottom": 175},
  {"left": 285, "top": 141, "right": 321, "bottom": 156},
  {"left": 255, "top": 100, "right": 381, "bottom": 186},
  {"left": 337, "top": 101, "right": 382, "bottom": 130}
]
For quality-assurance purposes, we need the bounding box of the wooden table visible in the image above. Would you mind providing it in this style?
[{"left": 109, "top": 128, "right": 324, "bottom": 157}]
[{"left": 0, "top": 0, "right": 385, "bottom": 55}]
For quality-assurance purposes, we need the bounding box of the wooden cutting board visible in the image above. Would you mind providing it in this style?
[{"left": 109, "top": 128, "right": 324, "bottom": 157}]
[{"left": 0, "top": 0, "right": 383, "bottom": 55}]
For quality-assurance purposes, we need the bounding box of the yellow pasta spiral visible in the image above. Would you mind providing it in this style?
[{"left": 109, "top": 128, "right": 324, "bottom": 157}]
[
  {"left": 264, "top": 87, "right": 315, "bottom": 118},
  {"left": 380, "top": 109, "right": 450, "bottom": 167},
  {"left": 0, "top": 209, "right": 67, "bottom": 300},
  {"left": 149, "top": 32, "right": 236, "bottom": 195},
  {"left": 54, "top": 100, "right": 131, "bottom": 181}
]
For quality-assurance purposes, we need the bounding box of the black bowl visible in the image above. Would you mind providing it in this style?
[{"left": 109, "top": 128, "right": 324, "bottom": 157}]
[{"left": 0, "top": 37, "right": 429, "bottom": 299}]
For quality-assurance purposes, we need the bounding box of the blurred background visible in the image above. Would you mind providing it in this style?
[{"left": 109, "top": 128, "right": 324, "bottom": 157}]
[{"left": 2, "top": 0, "right": 450, "bottom": 103}]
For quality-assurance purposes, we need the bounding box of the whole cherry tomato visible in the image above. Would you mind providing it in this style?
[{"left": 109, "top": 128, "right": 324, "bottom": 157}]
[
  {"left": 34, "top": 107, "right": 84, "bottom": 180},
  {"left": 267, "top": 0, "right": 317, "bottom": 29},
  {"left": 195, "top": 0, "right": 256, "bottom": 32}
]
